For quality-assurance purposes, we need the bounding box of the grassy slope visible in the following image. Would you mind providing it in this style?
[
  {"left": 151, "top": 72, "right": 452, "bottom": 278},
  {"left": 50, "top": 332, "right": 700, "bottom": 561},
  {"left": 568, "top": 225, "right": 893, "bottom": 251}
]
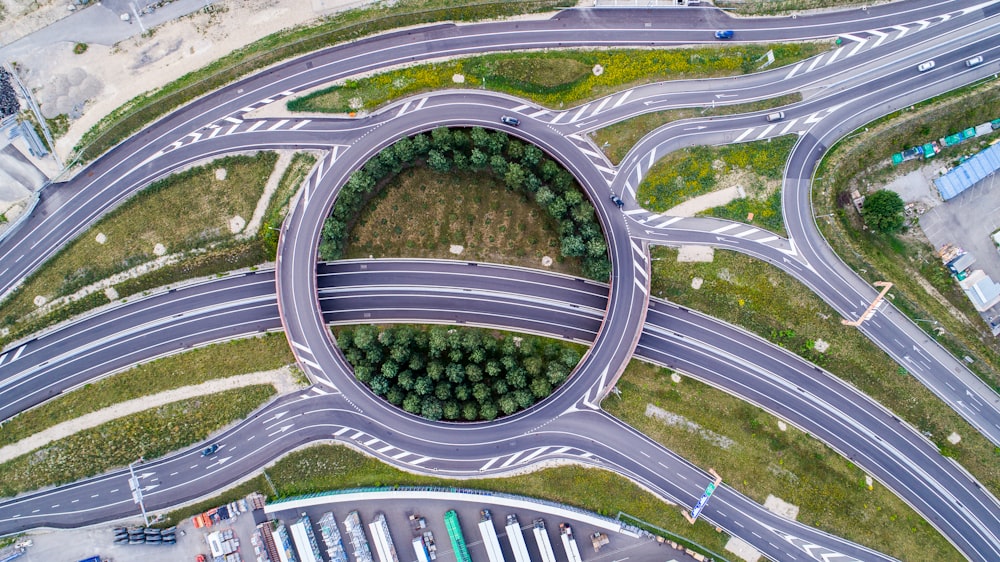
[
  {"left": 345, "top": 166, "right": 583, "bottom": 276},
  {"left": 604, "top": 361, "right": 958, "bottom": 562},
  {"left": 649, "top": 247, "right": 1000, "bottom": 497}
]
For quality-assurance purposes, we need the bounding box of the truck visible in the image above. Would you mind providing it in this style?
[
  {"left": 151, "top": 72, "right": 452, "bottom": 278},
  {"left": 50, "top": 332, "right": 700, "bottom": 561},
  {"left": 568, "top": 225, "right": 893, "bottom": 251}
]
[{"left": 559, "top": 524, "right": 583, "bottom": 562}]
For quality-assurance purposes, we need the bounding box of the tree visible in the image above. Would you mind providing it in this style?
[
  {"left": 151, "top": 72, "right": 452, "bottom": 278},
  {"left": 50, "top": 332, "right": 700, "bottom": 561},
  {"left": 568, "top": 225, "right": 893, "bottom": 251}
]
[
  {"left": 427, "top": 149, "right": 450, "bottom": 172},
  {"left": 560, "top": 235, "right": 586, "bottom": 257},
  {"left": 861, "top": 189, "right": 905, "bottom": 233}
]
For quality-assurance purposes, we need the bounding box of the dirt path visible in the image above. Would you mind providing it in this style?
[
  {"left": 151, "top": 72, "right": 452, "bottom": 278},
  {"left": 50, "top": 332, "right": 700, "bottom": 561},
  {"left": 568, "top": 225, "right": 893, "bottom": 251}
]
[{"left": 0, "top": 366, "right": 303, "bottom": 463}]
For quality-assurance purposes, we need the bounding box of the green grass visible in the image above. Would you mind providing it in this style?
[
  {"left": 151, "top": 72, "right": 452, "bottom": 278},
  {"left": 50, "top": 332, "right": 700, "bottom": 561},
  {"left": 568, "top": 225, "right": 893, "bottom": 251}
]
[
  {"left": 0, "top": 334, "right": 293, "bottom": 448},
  {"left": 637, "top": 135, "right": 796, "bottom": 212},
  {"left": 716, "top": 0, "right": 871, "bottom": 15},
  {"left": 344, "top": 165, "right": 583, "bottom": 276},
  {"left": 812, "top": 78, "right": 1000, "bottom": 391},
  {"left": 288, "top": 45, "right": 822, "bottom": 113},
  {"left": 74, "top": 0, "right": 571, "bottom": 163},
  {"left": 603, "top": 360, "right": 959, "bottom": 562},
  {"left": 702, "top": 189, "right": 786, "bottom": 237},
  {"left": 0, "top": 152, "right": 279, "bottom": 347},
  {"left": 649, "top": 247, "right": 1000, "bottom": 498},
  {"left": 593, "top": 93, "right": 802, "bottom": 165},
  {"left": 158, "top": 443, "right": 735, "bottom": 560},
  {"left": 0, "top": 385, "right": 275, "bottom": 497},
  {"left": 260, "top": 153, "right": 317, "bottom": 258}
]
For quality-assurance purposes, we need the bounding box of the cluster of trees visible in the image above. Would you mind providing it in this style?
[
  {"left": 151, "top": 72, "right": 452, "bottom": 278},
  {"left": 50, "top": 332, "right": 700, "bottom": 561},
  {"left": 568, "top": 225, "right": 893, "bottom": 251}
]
[
  {"left": 0, "top": 69, "right": 20, "bottom": 118},
  {"left": 320, "top": 126, "right": 612, "bottom": 281},
  {"left": 337, "top": 325, "right": 583, "bottom": 421},
  {"left": 860, "top": 189, "right": 905, "bottom": 233}
]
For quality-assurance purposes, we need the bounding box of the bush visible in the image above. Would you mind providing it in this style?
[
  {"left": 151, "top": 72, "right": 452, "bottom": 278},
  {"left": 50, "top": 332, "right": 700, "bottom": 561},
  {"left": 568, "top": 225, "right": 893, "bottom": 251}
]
[{"left": 860, "top": 189, "right": 905, "bottom": 233}]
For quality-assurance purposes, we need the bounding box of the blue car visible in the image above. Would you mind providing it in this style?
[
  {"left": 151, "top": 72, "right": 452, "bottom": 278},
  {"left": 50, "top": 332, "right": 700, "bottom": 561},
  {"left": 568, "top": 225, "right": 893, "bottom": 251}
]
[
  {"left": 715, "top": 30, "right": 734, "bottom": 39},
  {"left": 201, "top": 443, "right": 219, "bottom": 457}
]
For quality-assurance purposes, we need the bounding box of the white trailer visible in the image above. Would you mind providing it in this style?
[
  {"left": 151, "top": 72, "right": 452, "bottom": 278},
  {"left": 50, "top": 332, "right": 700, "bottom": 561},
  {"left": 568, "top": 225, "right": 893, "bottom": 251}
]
[
  {"left": 532, "top": 519, "right": 557, "bottom": 562},
  {"left": 559, "top": 524, "right": 582, "bottom": 562},
  {"left": 505, "top": 515, "right": 530, "bottom": 562},
  {"left": 368, "top": 513, "right": 399, "bottom": 562},
  {"left": 478, "top": 511, "right": 506, "bottom": 562}
]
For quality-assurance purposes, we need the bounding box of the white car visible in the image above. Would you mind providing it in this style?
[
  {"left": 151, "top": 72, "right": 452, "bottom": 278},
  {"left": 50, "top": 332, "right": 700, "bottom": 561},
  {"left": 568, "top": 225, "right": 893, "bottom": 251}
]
[
  {"left": 917, "top": 60, "right": 935, "bottom": 72},
  {"left": 965, "top": 56, "right": 984, "bottom": 68}
]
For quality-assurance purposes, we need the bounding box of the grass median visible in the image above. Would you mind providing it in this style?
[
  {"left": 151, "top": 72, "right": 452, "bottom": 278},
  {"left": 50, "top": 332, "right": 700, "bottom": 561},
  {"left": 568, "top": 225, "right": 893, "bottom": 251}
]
[
  {"left": 593, "top": 93, "right": 802, "bottom": 165},
  {"left": 0, "top": 334, "right": 293, "bottom": 448},
  {"left": 289, "top": 45, "right": 822, "bottom": 114},
  {"left": 0, "top": 384, "right": 276, "bottom": 497},
  {"left": 75, "top": 0, "right": 571, "bottom": 163},
  {"left": 0, "top": 152, "right": 319, "bottom": 349},
  {"left": 604, "top": 360, "right": 958, "bottom": 562},
  {"left": 649, "top": 247, "right": 1000, "bottom": 498}
]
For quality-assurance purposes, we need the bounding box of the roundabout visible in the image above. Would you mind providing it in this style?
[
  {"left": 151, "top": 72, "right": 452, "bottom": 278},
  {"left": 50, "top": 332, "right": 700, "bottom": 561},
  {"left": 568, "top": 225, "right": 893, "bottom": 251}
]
[{"left": 1, "top": 3, "right": 1000, "bottom": 561}]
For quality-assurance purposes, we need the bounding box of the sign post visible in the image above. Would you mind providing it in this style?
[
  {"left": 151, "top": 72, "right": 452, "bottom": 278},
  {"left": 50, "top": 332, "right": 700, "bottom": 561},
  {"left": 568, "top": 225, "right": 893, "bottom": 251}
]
[{"left": 683, "top": 469, "right": 723, "bottom": 524}]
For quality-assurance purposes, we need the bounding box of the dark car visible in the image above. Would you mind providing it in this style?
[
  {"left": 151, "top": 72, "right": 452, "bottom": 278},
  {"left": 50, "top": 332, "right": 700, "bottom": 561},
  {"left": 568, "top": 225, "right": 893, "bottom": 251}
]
[
  {"left": 500, "top": 115, "right": 520, "bottom": 126},
  {"left": 201, "top": 443, "right": 219, "bottom": 457},
  {"left": 714, "top": 30, "right": 734, "bottom": 39},
  {"left": 610, "top": 194, "right": 624, "bottom": 209}
]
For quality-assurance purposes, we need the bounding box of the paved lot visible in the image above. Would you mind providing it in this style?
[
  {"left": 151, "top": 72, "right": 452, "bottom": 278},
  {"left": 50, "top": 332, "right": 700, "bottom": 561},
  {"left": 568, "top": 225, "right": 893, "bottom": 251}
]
[
  {"left": 16, "top": 492, "right": 703, "bottom": 562},
  {"left": 920, "top": 171, "right": 1000, "bottom": 283}
]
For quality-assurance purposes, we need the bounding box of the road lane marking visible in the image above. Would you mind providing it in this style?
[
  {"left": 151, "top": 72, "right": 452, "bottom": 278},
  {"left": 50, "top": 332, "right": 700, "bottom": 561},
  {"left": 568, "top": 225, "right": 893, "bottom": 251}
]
[
  {"left": 415, "top": 97, "right": 428, "bottom": 111},
  {"left": 500, "top": 451, "right": 524, "bottom": 468},
  {"left": 410, "top": 456, "right": 431, "bottom": 466},
  {"left": 733, "top": 128, "right": 753, "bottom": 143},
  {"left": 757, "top": 235, "right": 779, "bottom": 243},
  {"left": 396, "top": 100, "right": 411, "bottom": 117},
  {"left": 350, "top": 431, "right": 365, "bottom": 440},
  {"left": 247, "top": 121, "right": 266, "bottom": 132},
  {"left": 364, "top": 437, "right": 380, "bottom": 446},
  {"left": 10, "top": 346, "right": 25, "bottom": 362},
  {"left": 392, "top": 451, "right": 410, "bottom": 460},
  {"left": 590, "top": 96, "right": 611, "bottom": 117},
  {"left": 334, "top": 427, "right": 351, "bottom": 436},
  {"left": 549, "top": 112, "right": 566, "bottom": 124},
  {"left": 755, "top": 124, "right": 776, "bottom": 140},
  {"left": 376, "top": 444, "right": 394, "bottom": 453},
  {"left": 733, "top": 228, "right": 758, "bottom": 238},
  {"left": 612, "top": 89, "right": 632, "bottom": 108},
  {"left": 655, "top": 216, "right": 683, "bottom": 228},
  {"left": 290, "top": 120, "right": 311, "bottom": 130},
  {"left": 518, "top": 447, "right": 550, "bottom": 464},
  {"left": 784, "top": 62, "right": 804, "bottom": 80},
  {"left": 224, "top": 116, "right": 243, "bottom": 124},
  {"left": 569, "top": 104, "right": 590, "bottom": 123},
  {"left": 268, "top": 120, "right": 289, "bottom": 131},
  {"left": 711, "top": 223, "right": 741, "bottom": 234}
]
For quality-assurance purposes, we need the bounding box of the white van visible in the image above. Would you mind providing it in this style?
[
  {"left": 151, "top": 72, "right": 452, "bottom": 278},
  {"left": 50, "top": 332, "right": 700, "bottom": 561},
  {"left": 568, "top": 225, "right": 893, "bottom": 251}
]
[{"left": 766, "top": 112, "right": 785, "bottom": 123}]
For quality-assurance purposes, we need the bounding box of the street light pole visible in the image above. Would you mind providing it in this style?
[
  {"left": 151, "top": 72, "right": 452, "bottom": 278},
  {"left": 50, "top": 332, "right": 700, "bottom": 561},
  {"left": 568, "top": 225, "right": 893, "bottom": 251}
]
[{"left": 128, "top": 458, "right": 151, "bottom": 526}]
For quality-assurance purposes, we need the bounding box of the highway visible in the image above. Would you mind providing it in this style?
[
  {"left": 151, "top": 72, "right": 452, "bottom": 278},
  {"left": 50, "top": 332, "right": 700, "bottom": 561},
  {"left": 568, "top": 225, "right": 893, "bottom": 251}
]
[
  {"left": 1, "top": 2, "right": 1000, "bottom": 561},
  {"left": 1, "top": 261, "right": 999, "bottom": 561}
]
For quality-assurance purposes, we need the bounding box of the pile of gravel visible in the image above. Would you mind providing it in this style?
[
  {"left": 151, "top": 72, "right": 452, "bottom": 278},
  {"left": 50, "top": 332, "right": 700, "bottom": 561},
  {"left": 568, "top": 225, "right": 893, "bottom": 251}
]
[{"left": 0, "top": 69, "right": 20, "bottom": 118}]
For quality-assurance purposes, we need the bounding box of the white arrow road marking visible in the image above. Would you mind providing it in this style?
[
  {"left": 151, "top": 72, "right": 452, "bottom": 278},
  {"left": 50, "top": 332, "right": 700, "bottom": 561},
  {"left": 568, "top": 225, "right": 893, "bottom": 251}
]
[
  {"left": 207, "top": 456, "right": 232, "bottom": 468},
  {"left": 915, "top": 19, "right": 931, "bottom": 31},
  {"left": 267, "top": 424, "right": 294, "bottom": 437},
  {"left": 892, "top": 24, "right": 909, "bottom": 38},
  {"left": 847, "top": 38, "right": 868, "bottom": 57}
]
